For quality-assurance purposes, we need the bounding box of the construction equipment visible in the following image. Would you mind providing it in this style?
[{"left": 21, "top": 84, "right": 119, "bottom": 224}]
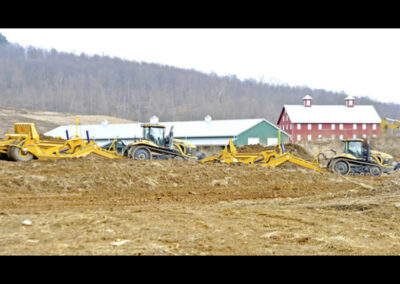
[
  {"left": 201, "top": 133, "right": 322, "bottom": 172},
  {"left": 124, "top": 123, "right": 204, "bottom": 160},
  {"left": 327, "top": 138, "right": 399, "bottom": 176},
  {"left": 381, "top": 118, "right": 400, "bottom": 136},
  {"left": 0, "top": 116, "right": 121, "bottom": 161}
]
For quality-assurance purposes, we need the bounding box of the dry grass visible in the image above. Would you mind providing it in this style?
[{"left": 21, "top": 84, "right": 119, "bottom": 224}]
[{"left": 0, "top": 107, "right": 134, "bottom": 135}]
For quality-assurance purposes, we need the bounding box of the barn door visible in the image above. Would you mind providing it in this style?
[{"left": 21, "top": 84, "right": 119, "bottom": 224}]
[
  {"left": 267, "top": 137, "right": 278, "bottom": 146},
  {"left": 248, "top": 137, "right": 260, "bottom": 145}
]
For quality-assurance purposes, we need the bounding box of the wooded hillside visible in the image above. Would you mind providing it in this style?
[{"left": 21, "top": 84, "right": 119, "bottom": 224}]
[{"left": 1, "top": 41, "right": 399, "bottom": 123}]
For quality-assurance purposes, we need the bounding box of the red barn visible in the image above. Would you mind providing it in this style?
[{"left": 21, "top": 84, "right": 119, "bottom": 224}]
[{"left": 277, "top": 95, "right": 381, "bottom": 142}]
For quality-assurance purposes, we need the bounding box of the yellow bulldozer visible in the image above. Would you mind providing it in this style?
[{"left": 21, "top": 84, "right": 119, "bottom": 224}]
[
  {"left": 327, "top": 138, "right": 399, "bottom": 176},
  {"left": 0, "top": 116, "right": 121, "bottom": 161},
  {"left": 381, "top": 117, "right": 400, "bottom": 136},
  {"left": 123, "top": 123, "right": 205, "bottom": 160}
]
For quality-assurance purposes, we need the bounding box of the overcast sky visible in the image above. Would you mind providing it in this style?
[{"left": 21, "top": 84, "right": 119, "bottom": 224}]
[{"left": 1, "top": 28, "right": 400, "bottom": 104}]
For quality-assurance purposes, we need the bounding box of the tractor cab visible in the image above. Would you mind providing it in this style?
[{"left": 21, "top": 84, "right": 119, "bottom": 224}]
[
  {"left": 141, "top": 124, "right": 166, "bottom": 147},
  {"left": 343, "top": 139, "right": 365, "bottom": 159}
]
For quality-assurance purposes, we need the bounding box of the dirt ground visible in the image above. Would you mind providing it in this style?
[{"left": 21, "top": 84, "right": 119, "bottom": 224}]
[
  {"left": 1, "top": 153, "right": 400, "bottom": 255},
  {"left": 1, "top": 109, "right": 399, "bottom": 255}
]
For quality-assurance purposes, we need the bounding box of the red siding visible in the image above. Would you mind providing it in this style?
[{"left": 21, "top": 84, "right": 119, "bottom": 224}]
[{"left": 277, "top": 109, "right": 380, "bottom": 142}]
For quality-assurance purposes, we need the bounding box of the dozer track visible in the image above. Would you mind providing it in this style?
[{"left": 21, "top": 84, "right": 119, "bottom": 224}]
[
  {"left": 328, "top": 157, "right": 383, "bottom": 176},
  {"left": 126, "top": 144, "right": 188, "bottom": 160}
]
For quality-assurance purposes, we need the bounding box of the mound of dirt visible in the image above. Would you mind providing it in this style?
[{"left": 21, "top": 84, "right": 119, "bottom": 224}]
[{"left": 237, "top": 143, "right": 314, "bottom": 160}]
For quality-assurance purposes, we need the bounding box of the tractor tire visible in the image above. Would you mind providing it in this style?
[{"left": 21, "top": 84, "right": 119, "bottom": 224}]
[
  {"left": 369, "top": 166, "right": 382, "bottom": 177},
  {"left": 332, "top": 159, "right": 350, "bottom": 175},
  {"left": 7, "top": 146, "right": 34, "bottom": 162},
  {"left": 196, "top": 152, "right": 206, "bottom": 161},
  {"left": 132, "top": 147, "right": 152, "bottom": 160},
  {"left": 327, "top": 159, "right": 335, "bottom": 173}
]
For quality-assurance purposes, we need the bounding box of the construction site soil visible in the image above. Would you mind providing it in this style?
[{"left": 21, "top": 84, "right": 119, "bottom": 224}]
[
  {"left": 2, "top": 106, "right": 399, "bottom": 255},
  {"left": 1, "top": 148, "right": 400, "bottom": 255}
]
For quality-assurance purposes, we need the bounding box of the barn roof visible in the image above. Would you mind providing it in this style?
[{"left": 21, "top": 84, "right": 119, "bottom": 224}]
[
  {"left": 45, "top": 118, "right": 289, "bottom": 140},
  {"left": 44, "top": 123, "right": 143, "bottom": 140},
  {"left": 159, "top": 118, "right": 287, "bottom": 137},
  {"left": 283, "top": 105, "right": 381, "bottom": 124}
]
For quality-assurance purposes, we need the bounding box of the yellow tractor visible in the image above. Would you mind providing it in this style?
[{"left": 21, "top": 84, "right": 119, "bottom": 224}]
[
  {"left": 123, "top": 123, "right": 204, "bottom": 160},
  {"left": 327, "top": 138, "right": 399, "bottom": 176},
  {"left": 381, "top": 117, "right": 400, "bottom": 136},
  {"left": 201, "top": 132, "right": 323, "bottom": 172},
  {"left": 0, "top": 116, "right": 121, "bottom": 161}
]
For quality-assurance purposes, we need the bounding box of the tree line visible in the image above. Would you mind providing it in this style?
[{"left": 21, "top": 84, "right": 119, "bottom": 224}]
[{"left": 0, "top": 39, "right": 399, "bottom": 124}]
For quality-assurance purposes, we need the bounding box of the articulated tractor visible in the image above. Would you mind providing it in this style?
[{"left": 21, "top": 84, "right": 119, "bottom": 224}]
[
  {"left": 123, "top": 123, "right": 205, "bottom": 161},
  {"left": 327, "top": 138, "right": 400, "bottom": 176}
]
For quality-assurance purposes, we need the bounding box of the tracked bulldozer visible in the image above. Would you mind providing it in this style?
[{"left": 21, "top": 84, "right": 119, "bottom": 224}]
[
  {"left": 327, "top": 138, "right": 399, "bottom": 176},
  {"left": 124, "top": 123, "right": 205, "bottom": 161}
]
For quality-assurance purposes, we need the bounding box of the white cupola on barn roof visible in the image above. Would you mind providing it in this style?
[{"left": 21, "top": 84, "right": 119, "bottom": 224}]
[
  {"left": 150, "top": 115, "right": 159, "bottom": 123},
  {"left": 345, "top": 96, "right": 355, "bottom": 107},
  {"left": 302, "top": 95, "right": 312, "bottom": 107}
]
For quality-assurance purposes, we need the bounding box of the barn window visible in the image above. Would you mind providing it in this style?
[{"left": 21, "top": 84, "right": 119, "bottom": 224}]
[
  {"left": 353, "top": 134, "right": 357, "bottom": 139},
  {"left": 362, "top": 134, "right": 367, "bottom": 138},
  {"left": 353, "top": 124, "right": 357, "bottom": 130},
  {"left": 372, "top": 124, "right": 377, "bottom": 130},
  {"left": 308, "top": 124, "right": 312, "bottom": 130},
  {"left": 339, "top": 124, "right": 343, "bottom": 130},
  {"left": 318, "top": 134, "right": 322, "bottom": 140},
  {"left": 362, "top": 124, "right": 366, "bottom": 130},
  {"left": 297, "top": 134, "right": 301, "bottom": 141},
  {"left": 307, "top": 134, "right": 312, "bottom": 141},
  {"left": 297, "top": 124, "right": 301, "bottom": 130},
  {"left": 339, "top": 134, "right": 343, "bottom": 140},
  {"left": 318, "top": 124, "right": 322, "bottom": 130},
  {"left": 331, "top": 124, "right": 335, "bottom": 130}
]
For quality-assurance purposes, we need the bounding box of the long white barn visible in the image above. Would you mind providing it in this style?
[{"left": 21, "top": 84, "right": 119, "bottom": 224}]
[{"left": 45, "top": 116, "right": 290, "bottom": 147}]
